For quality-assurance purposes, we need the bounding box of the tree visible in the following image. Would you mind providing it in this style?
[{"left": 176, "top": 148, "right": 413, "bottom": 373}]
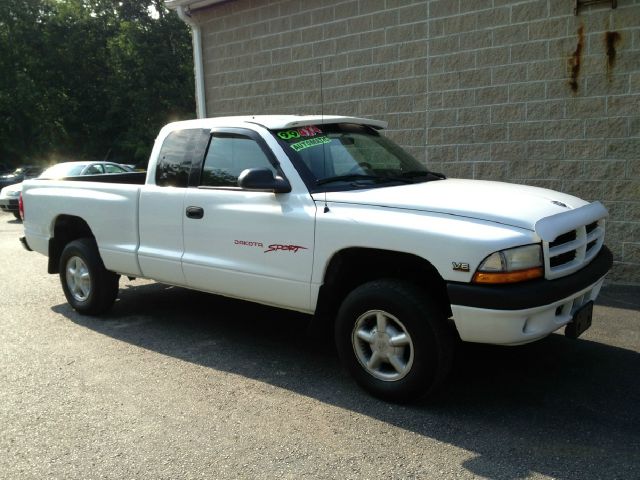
[{"left": 0, "top": 0, "right": 194, "bottom": 167}]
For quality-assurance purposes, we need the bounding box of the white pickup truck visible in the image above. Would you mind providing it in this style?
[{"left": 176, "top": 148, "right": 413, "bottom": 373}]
[{"left": 21, "top": 115, "right": 613, "bottom": 401}]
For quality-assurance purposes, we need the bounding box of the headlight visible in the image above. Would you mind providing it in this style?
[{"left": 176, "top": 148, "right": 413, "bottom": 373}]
[{"left": 472, "top": 244, "right": 543, "bottom": 284}]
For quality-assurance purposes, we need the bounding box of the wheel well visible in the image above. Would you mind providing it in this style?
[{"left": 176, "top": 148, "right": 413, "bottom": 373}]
[
  {"left": 316, "top": 248, "right": 451, "bottom": 320},
  {"left": 48, "top": 215, "right": 95, "bottom": 274}
]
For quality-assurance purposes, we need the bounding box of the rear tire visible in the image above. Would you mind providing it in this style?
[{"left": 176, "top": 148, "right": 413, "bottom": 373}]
[
  {"left": 335, "top": 279, "right": 454, "bottom": 402},
  {"left": 13, "top": 211, "right": 21, "bottom": 220},
  {"left": 59, "top": 238, "right": 119, "bottom": 315}
]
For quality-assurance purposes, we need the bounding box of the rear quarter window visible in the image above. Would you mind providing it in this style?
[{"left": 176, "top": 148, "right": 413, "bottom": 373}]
[{"left": 156, "top": 129, "right": 210, "bottom": 187}]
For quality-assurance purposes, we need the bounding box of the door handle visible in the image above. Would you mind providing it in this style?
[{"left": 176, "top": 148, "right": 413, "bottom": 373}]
[{"left": 186, "top": 206, "right": 204, "bottom": 219}]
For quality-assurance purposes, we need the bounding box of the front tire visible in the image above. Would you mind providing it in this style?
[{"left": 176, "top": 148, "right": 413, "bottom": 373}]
[
  {"left": 59, "top": 238, "right": 119, "bottom": 315},
  {"left": 335, "top": 279, "right": 454, "bottom": 402}
]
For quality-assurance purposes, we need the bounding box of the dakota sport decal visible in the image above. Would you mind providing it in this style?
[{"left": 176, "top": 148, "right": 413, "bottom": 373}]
[
  {"left": 234, "top": 240, "right": 307, "bottom": 254},
  {"left": 264, "top": 244, "right": 308, "bottom": 253},
  {"left": 234, "top": 240, "right": 264, "bottom": 248}
]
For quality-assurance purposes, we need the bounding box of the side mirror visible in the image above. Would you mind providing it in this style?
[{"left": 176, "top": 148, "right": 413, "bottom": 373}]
[{"left": 237, "top": 168, "right": 291, "bottom": 193}]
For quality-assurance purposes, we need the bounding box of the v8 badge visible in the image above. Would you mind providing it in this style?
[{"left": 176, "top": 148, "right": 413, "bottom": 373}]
[{"left": 452, "top": 262, "right": 470, "bottom": 272}]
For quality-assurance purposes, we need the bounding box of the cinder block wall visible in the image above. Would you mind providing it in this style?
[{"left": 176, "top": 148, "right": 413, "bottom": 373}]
[{"left": 193, "top": 0, "right": 640, "bottom": 284}]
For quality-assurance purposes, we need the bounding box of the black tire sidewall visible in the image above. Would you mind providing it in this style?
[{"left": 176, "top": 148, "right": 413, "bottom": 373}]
[
  {"left": 59, "top": 238, "right": 118, "bottom": 315},
  {"left": 335, "top": 280, "right": 451, "bottom": 401}
]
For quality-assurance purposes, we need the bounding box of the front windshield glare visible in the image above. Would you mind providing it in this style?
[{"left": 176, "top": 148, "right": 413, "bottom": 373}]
[{"left": 272, "top": 124, "right": 434, "bottom": 187}]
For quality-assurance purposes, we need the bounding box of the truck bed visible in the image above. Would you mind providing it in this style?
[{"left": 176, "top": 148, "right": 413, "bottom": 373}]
[{"left": 22, "top": 178, "right": 143, "bottom": 277}]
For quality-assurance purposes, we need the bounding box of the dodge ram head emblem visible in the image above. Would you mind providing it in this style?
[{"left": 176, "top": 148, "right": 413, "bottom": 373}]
[
  {"left": 452, "top": 262, "right": 470, "bottom": 272},
  {"left": 551, "top": 200, "right": 569, "bottom": 208}
]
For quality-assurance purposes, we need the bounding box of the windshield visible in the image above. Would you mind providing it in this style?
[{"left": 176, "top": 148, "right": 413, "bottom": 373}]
[{"left": 272, "top": 124, "right": 443, "bottom": 191}]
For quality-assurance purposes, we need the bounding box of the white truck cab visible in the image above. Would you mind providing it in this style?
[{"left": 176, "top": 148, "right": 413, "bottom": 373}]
[{"left": 21, "top": 115, "right": 612, "bottom": 401}]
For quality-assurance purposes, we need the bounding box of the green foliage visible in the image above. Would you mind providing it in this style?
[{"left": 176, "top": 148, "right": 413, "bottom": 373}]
[{"left": 0, "top": 0, "right": 195, "bottom": 167}]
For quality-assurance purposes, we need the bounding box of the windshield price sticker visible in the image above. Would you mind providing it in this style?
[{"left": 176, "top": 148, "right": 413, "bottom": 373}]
[
  {"left": 277, "top": 125, "right": 323, "bottom": 140},
  {"left": 290, "top": 136, "right": 331, "bottom": 152}
]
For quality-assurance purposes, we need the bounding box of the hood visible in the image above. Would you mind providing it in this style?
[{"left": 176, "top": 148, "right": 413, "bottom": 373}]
[{"left": 313, "top": 179, "right": 589, "bottom": 232}]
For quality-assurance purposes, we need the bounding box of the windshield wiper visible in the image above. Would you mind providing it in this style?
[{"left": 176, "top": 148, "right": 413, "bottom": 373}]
[
  {"left": 401, "top": 170, "right": 446, "bottom": 180},
  {"left": 317, "top": 171, "right": 445, "bottom": 187},
  {"left": 316, "top": 174, "right": 384, "bottom": 186}
]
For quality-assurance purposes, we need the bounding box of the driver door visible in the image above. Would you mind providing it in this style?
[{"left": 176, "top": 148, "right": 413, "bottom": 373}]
[{"left": 182, "top": 129, "right": 317, "bottom": 312}]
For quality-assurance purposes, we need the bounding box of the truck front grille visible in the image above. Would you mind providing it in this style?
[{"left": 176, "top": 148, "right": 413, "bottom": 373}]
[{"left": 543, "top": 220, "right": 605, "bottom": 280}]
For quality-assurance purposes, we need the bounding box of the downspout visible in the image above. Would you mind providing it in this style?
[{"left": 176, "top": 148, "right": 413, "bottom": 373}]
[{"left": 177, "top": 6, "right": 207, "bottom": 118}]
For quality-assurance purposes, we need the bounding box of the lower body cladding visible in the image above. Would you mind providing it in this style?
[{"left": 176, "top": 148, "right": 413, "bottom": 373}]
[{"left": 446, "top": 246, "right": 613, "bottom": 346}]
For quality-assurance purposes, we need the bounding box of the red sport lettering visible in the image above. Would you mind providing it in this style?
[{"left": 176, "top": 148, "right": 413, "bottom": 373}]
[{"left": 264, "top": 244, "right": 308, "bottom": 253}]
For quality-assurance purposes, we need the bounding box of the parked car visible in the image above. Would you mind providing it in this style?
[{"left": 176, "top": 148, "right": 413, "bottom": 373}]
[
  {"left": 1, "top": 161, "right": 132, "bottom": 220},
  {"left": 38, "top": 161, "right": 133, "bottom": 179},
  {"left": 0, "top": 183, "right": 23, "bottom": 219},
  {"left": 0, "top": 166, "right": 44, "bottom": 189}
]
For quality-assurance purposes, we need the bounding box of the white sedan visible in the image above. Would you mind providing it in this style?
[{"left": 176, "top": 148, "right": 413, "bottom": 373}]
[{"left": 0, "top": 161, "right": 132, "bottom": 220}]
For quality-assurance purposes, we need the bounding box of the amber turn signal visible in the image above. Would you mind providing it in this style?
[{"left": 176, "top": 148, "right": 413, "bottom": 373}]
[{"left": 472, "top": 267, "right": 544, "bottom": 284}]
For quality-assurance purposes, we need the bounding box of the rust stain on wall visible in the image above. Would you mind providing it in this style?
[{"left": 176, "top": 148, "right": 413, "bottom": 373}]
[
  {"left": 605, "top": 31, "right": 622, "bottom": 75},
  {"left": 568, "top": 25, "right": 585, "bottom": 93}
]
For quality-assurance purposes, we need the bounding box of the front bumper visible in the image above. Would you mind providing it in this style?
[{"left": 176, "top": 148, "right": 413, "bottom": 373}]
[
  {"left": 446, "top": 246, "right": 613, "bottom": 345},
  {"left": 0, "top": 198, "right": 18, "bottom": 213}
]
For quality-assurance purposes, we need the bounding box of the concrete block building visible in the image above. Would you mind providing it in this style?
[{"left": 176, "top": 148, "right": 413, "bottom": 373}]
[{"left": 167, "top": 0, "right": 639, "bottom": 283}]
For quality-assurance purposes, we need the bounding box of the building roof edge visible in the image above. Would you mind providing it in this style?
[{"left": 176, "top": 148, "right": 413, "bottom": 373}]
[{"left": 165, "top": 0, "right": 228, "bottom": 11}]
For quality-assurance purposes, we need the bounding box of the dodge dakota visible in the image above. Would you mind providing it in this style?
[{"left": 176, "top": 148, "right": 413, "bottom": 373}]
[{"left": 21, "top": 115, "right": 613, "bottom": 400}]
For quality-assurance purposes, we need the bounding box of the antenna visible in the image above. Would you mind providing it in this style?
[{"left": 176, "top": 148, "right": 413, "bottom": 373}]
[
  {"left": 320, "top": 62, "right": 329, "bottom": 213},
  {"left": 320, "top": 62, "right": 325, "bottom": 120}
]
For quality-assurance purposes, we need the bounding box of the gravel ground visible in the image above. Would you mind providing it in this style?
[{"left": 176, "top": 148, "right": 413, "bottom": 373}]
[{"left": 1, "top": 211, "right": 638, "bottom": 479}]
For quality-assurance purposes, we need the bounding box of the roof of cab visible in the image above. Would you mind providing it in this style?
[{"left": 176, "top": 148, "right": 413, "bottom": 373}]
[{"left": 162, "top": 115, "right": 388, "bottom": 132}]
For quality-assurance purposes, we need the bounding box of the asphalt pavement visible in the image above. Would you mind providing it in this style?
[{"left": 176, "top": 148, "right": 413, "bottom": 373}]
[{"left": 1, "top": 211, "right": 638, "bottom": 479}]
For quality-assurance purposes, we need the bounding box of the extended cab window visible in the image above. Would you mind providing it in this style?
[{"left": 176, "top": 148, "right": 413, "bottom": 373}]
[
  {"left": 156, "top": 129, "right": 210, "bottom": 187},
  {"left": 200, "top": 133, "right": 277, "bottom": 187}
]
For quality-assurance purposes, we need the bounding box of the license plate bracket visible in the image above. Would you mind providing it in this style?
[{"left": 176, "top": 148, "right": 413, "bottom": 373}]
[{"left": 565, "top": 300, "right": 593, "bottom": 339}]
